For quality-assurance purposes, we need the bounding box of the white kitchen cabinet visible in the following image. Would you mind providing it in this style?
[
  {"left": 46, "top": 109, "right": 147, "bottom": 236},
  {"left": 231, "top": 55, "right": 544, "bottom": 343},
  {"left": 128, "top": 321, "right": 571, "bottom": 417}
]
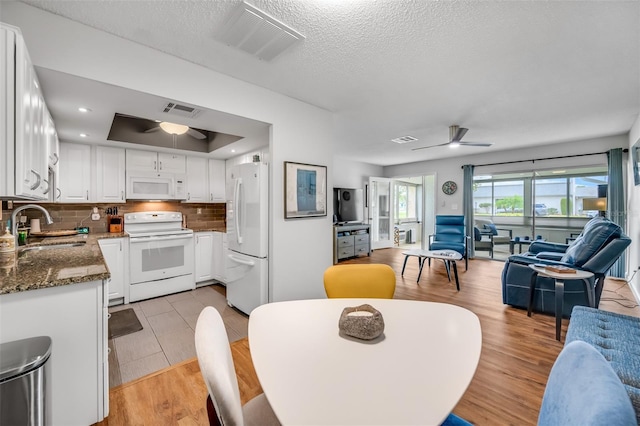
[
  {"left": 126, "top": 149, "right": 186, "bottom": 173},
  {"left": 0, "top": 24, "right": 50, "bottom": 200},
  {"left": 99, "top": 237, "right": 128, "bottom": 304},
  {"left": 46, "top": 111, "right": 59, "bottom": 170},
  {"left": 159, "top": 152, "right": 186, "bottom": 173},
  {"left": 0, "top": 280, "right": 108, "bottom": 425},
  {"left": 58, "top": 142, "right": 91, "bottom": 202},
  {"left": 208, "top": 159, "right": 226, "bottom": 202},
  {"left": 212, "top": 231, "right": 225, "bottom": 282},
  {"left": 186, "top": 156, "right": 209, "bottom": 202},
  {"left": 195, "top": 231, "right": 214, "bottom": 284},
  {"left": 96, "top": 146, "right": 126, "bottom": 203}
]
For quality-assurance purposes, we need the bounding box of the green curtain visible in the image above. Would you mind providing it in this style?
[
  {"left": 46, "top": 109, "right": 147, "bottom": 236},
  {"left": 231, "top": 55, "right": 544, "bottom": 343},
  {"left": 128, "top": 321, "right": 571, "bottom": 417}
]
[
  {"left": 607, "top": 148, "right": 625, "bottom": 278},
  {"left": 463, "top": 164, "right": 475, "bottom": 258}
]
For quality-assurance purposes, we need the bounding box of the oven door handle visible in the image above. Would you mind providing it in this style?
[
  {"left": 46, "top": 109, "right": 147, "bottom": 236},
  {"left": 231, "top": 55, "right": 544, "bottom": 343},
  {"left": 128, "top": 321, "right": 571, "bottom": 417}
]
[{"left": 130, "top": 234, "right": 193, "bottom": 244}]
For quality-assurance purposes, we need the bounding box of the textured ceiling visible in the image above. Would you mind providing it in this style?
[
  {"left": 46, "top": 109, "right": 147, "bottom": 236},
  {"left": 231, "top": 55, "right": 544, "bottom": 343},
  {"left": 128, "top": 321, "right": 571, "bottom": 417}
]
[{"left": 18, "top": 0, "right": 640, "bottom": 166}]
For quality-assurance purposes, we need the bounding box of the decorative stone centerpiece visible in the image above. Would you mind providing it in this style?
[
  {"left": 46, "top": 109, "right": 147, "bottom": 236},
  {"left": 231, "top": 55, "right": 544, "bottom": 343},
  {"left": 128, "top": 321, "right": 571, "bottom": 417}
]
[{"left": 338, "top": 304, "right": 384, "bottom": 340}]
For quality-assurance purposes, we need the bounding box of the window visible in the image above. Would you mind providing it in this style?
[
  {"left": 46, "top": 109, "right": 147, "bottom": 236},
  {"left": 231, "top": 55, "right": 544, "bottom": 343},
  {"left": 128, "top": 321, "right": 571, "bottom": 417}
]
[
  {"left": 394, "top": 181, "right": 418, "bottom": 222},
  {"left": 474, "top": 167, "right": 607, "bottom": 219},
  {"left": 474, "top": 179, "right": 525, "bottom": 217},
  {"left": 533, "top": 170, "right": 608, "bottom": 218}
]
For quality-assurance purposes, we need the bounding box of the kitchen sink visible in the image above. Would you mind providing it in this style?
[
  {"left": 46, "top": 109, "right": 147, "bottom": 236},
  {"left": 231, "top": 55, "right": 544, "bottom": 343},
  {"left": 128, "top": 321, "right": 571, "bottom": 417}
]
[{"left": 20, "top": 242, "right": 87, "bottom": 252}]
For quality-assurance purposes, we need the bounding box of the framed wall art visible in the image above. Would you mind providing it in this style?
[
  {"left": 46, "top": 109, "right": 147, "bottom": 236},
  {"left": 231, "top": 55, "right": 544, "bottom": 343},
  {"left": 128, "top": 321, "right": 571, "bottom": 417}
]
[{"left": 284, "top": 161, "right": 327, "bottom": 219}]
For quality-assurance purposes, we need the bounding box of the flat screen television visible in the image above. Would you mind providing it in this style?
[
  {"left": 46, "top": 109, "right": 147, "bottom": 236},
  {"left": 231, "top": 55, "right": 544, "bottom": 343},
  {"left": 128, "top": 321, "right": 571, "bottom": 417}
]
[{"left": 333, "top": 188, "right": 363, "bottom": 224}]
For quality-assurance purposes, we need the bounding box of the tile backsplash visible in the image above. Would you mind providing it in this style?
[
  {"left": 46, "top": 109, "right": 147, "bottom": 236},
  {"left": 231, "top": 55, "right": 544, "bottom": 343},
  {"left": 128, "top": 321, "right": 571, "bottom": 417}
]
[{"left": 1, "top": 201, "right": 226, "bottom": 234}]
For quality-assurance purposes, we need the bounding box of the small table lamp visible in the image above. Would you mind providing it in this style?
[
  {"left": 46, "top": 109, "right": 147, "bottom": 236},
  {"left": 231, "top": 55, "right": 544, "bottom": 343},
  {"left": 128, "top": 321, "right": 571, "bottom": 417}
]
[{"left": 583, "top": 197, "right": 607, "bottom": 217}]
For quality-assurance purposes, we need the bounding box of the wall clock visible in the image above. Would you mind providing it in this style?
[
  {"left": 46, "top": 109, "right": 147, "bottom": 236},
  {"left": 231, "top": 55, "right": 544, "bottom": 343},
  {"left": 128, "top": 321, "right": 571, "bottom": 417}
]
[{"left": 442, "top": 180, "right": 457, "bottom": 195}]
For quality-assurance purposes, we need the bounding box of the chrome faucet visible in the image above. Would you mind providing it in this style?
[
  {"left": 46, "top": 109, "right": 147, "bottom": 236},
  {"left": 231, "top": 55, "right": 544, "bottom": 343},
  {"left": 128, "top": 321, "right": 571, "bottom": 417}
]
[{"left": 10, "top": 204, "right": 54, "bottom": 244}]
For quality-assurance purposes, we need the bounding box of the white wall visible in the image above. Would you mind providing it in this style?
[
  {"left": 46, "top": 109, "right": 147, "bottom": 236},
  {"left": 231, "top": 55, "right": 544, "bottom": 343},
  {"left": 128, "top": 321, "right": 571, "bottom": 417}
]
[
  {"left": 333, "top": 157, "right": 383, "bottom": 189},
  {"left": 3, "top": 2, "right": 334, "bottom": 302},
  {"left": 627, "top": 114, "right": 640, "bottom": 302},
  {"left": 384, "top": 134, "right": 628, "bottom": 216}
]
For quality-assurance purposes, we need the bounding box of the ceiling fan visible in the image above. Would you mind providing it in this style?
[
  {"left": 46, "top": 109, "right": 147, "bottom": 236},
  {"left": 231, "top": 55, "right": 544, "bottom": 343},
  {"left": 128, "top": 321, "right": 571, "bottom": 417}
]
[
  {"left": 144, "top": 121, "right": 207, "bottom": 140},
  {"left": 412, "top": 125, "right": 493, "bottom": 151}
]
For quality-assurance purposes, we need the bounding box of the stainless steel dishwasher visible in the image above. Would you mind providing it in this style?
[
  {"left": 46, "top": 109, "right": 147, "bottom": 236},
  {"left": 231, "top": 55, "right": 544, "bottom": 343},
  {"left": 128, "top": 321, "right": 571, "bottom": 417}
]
[{"left": 0, "top": 336, "right": 52, "bottom": 426}]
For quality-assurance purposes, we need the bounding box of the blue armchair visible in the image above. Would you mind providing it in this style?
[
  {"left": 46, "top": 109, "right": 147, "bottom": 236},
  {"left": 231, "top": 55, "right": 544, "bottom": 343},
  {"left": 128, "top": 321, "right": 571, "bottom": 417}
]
[
  {"left": 502, "top": 217, "right": 630, "bottom": 317},
  {"left": 429, "top": 215, "right": 469, "bottom": 270}
]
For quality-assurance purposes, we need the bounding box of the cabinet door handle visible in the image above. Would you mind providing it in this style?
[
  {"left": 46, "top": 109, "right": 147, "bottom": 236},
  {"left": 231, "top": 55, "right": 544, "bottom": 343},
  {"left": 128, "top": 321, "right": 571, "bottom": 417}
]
[
  {"left": 188, "top": 193, "right": 191, "bottom": 201},
  {"left": 52, "top": 152, "right": 59, "bottom": 165},
  {"left": 86, "top": 190, "right": 89, "bottom": 200},
  {"left": 119, "top": 241, "right": 122, "bottom": 251},
  {"left": 42, "top": 179, "right": 50, "bottom": 194},
  {"left": 29, "top": 170, "right": 41, "bottom": 190},
  {"left": 56, "top": 188, "right": 61, "bottom": 199},
  {"left": 159, "top": 161, "right": 163, "bottom": 170},
  {"left": 121, "top": 190, "right": 124, "bottom": 201},
  {"left": 154, "top": 160, "right": 157, "bottom": 170}
]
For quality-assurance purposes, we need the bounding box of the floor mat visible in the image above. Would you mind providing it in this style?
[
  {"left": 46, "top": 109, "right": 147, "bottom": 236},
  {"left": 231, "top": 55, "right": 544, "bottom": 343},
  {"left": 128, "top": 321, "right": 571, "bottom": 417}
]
[{"left": 109, "top": 308, "right": 143, "bottom": 339}]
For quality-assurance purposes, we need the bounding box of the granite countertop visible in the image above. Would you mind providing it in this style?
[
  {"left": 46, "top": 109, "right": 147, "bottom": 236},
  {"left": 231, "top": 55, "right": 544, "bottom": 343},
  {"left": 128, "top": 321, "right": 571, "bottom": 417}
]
[{"left": 0, "top": 232, "right": 128, "bottom": 296}]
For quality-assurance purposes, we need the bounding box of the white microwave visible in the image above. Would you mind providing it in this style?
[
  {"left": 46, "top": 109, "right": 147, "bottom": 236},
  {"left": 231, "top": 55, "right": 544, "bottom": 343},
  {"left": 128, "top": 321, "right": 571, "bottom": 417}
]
[{"left": 126, "top": 172, "right": 187, "bottom": 200}]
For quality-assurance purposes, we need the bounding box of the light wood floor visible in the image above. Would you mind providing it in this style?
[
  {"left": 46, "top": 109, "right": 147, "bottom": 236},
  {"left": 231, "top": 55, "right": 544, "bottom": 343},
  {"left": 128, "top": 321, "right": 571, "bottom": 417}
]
[{"left": 96, "top": 249, "right": 639, "bottom": 426}]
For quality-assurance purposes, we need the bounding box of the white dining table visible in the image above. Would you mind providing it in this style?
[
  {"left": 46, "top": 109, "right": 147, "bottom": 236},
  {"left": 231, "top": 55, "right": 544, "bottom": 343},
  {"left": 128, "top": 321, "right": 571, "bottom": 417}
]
[{"left": 248, "top": 298, "right": 482, "bottom": 425}]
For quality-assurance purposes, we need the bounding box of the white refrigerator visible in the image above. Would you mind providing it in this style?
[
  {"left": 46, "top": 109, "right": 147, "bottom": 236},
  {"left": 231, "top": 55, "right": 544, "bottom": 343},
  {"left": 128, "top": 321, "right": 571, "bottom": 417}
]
[{"left": 225, "top": 162, "right": 269, "bottom": 315}]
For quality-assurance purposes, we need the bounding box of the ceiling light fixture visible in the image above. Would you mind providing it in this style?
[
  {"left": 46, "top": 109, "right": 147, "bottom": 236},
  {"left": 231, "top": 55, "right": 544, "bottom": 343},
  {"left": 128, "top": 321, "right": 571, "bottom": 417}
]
[
  {"left": 159, "top": 121, "right": 189, "bottom": 135},
  {"left": 449, "top": 142, "right": 460, "bottom": 148},
  {"left": 80, "top": 133, "right": 88, "bottom": 138},
  {"left": 78, "top": 107, "right": 91, "bottom": 113}
]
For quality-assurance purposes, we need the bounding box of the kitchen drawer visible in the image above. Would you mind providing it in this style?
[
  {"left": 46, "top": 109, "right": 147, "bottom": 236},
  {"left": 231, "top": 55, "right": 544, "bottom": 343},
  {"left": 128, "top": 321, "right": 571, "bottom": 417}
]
[
  {"left": 337, "top": 236, "right": 354, "bottom": 248},
  {"left": 354, "top": 243, "right": 370, "bottom": 256},
  {"left": 337, "top": 246, "right": 355, "bottom": 259},
  {"left": 354, "top": 234, "right": 369, "bottom": 245}
]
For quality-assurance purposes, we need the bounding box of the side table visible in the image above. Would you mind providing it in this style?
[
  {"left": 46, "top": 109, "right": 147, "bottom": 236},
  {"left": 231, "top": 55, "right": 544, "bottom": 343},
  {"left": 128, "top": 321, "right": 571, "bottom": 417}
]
[{"left": 527, "top": 264, "right": 595, "bottom": 341}]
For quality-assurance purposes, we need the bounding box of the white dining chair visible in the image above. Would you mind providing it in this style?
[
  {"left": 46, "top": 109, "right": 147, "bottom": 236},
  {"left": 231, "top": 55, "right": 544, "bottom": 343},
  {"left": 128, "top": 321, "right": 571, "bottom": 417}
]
[{"left": 195, "top": 306, "right": 280, "bottom": 426}]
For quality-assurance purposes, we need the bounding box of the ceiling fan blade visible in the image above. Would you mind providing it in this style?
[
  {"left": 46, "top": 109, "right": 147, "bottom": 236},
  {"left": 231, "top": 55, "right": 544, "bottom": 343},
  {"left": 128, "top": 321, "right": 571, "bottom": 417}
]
[
  {"left": 459, "top": 142, "right": 493, "bottom": 147},
  {"left": 452, "top": 127, "right": 468, "bottom": 142},
  {"left": 144, "top": 127, "right": 161, "bottom": 134},
  {"left": 411, "top": 142, "right": 451, "bottom": 151},
  {"left": 187, "top": 128, "right": 207, "bottom": 140}
]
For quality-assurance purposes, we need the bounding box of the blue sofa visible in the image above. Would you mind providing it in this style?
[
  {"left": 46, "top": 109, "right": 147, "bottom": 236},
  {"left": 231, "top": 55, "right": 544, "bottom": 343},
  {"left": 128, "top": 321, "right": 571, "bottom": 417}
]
[
  {"left": 502, "top": 217, "right": 631, "bottom": 316},
  {"left": 565, "top": 306, "right": 640, "bottom": 423}
]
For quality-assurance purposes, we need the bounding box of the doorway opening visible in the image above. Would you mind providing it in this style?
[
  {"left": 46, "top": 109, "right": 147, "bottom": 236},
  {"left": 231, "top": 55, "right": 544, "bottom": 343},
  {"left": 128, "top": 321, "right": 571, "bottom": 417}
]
[{"left": 391, "top": 175, "right": 435, "bottom": 250}]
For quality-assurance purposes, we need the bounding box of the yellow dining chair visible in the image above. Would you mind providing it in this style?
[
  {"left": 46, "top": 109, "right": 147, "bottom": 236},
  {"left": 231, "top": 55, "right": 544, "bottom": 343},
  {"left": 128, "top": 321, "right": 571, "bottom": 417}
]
[{"left": 323, "top": 264, "right": 396, "bottom": 298}]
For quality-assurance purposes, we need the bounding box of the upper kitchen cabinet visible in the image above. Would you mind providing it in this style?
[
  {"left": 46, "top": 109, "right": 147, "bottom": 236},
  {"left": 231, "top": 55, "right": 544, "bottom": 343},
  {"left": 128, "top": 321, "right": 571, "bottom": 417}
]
[
  {"left": 185, "top": 156, "right": 208, "bottom": 202},
  {"left": 96, "top": 146, "right": 126, "bottom": 203},
  {"left": 46, "top": 111, "right": 59, "bottom": 171},
  {"left": 126, "top": 149, "right": 186, "bottom": 174},
  {"left": 208, "top": 159, "right": 226, "bottom": 202},
  {"left": 58, "top": 142, "right": 91, "bottom": 202},
  {"left": 0, "top": 23, "right": 52, "bottom": 200}
]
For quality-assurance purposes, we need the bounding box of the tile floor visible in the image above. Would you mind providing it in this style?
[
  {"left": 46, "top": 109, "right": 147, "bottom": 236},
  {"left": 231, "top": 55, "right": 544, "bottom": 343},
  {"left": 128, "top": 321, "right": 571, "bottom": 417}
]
[{"left": 107, "top": 284, "right": 248, "bottom": 388}]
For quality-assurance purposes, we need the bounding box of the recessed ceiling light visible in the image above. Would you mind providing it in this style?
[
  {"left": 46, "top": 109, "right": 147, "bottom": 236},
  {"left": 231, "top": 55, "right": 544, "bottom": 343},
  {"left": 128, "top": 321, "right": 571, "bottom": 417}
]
[
  {"left": 80, "top": 133, "right": 88, "bottom": 138},
  {"left": 231, "top": 149, "right": 236, "bottom": 153},
  {"left": 78, "top": 107, "right": 91, "bottom": 113}
]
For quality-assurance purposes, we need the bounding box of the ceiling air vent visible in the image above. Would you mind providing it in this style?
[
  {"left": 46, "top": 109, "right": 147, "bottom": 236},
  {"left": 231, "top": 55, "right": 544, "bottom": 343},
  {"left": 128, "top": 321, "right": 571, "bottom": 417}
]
[
  {"left": 217, "top": 1, "right": 305, "bottom": 62},
  {"left": 391, "top": 136, "right": 418, "bottom": 144},
  {"left": 161, "top": 102, "right": 202, "bottom": 119}
]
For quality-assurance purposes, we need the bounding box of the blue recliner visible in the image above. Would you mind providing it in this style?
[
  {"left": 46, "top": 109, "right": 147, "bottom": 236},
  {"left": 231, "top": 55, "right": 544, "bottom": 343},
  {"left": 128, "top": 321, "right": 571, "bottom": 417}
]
[
  {"left": 429, "top": 215, "right": 469, "bottom": 270},
  {"left": 502, "top": 217, "right": 630, "bottom": 317}
]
